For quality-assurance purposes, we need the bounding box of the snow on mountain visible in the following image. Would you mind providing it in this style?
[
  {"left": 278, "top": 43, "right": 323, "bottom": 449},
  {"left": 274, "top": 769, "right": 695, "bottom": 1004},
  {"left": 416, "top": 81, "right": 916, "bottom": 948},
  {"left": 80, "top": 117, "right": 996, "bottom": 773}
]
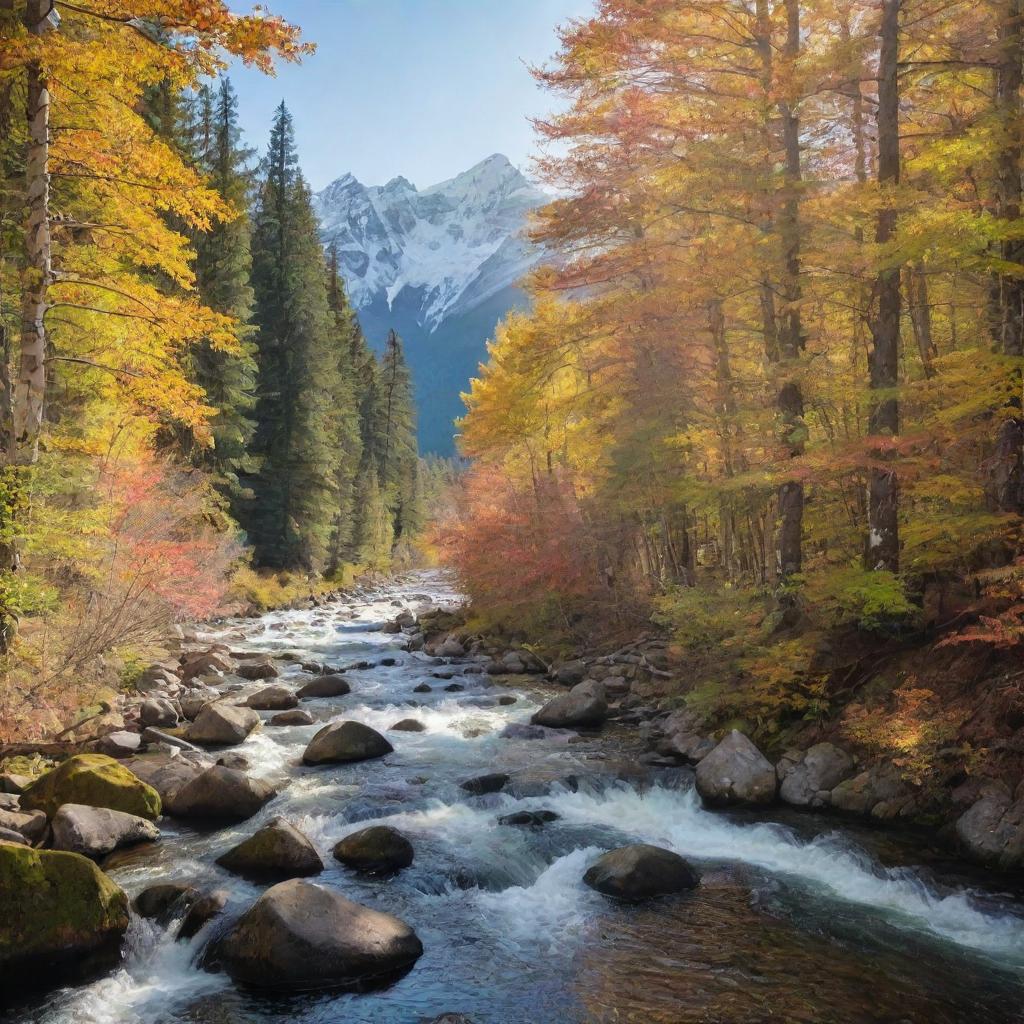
[{"left": 314, "top": 154, "right": 548, "bottom": 332}]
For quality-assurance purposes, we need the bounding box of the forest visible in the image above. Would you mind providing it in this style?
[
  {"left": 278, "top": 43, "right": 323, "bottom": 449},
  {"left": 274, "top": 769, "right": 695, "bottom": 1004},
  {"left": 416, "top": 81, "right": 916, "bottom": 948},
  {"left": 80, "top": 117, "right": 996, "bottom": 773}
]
[
  {"left": 3, "top": 2, "right": 1024, "bottom": 1022},
  {"left": 442, "top": 0, "right": 1024, "bottom": 750},
  {"left": 0, "top": 1, "right": 452, "bottom": 741}
]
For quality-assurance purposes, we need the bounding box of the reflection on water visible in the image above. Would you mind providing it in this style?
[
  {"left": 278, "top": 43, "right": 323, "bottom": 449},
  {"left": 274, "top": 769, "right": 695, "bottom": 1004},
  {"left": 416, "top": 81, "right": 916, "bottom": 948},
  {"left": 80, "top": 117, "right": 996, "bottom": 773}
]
[{"left": 19, "top": 571, "right": 1024, "bottom": 1024}]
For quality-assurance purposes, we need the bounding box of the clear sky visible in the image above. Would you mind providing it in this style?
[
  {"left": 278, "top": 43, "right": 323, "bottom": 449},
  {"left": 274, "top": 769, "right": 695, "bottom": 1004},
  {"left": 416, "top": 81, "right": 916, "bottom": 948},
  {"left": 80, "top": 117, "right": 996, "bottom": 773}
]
[{"left": 228, "top": 0, "right": 594, "bottom": 193}]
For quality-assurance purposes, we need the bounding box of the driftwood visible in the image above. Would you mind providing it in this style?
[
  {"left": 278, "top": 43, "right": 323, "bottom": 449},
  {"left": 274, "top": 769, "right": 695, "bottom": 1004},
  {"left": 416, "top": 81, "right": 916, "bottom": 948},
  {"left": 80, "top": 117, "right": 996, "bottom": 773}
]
[{"left": 0, "top": 740, "right": 89, "bottom": 760}]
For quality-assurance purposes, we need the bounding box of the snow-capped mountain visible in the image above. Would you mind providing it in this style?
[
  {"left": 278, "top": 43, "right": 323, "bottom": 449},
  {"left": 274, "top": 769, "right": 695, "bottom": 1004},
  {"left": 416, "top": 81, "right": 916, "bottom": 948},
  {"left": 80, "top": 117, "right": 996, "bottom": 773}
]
[
  {"left": 313, "top": 154, "right": 549, "bottom": 454},
  {"left": 314, "top": 153, "right": 547, "bottom": 333}
]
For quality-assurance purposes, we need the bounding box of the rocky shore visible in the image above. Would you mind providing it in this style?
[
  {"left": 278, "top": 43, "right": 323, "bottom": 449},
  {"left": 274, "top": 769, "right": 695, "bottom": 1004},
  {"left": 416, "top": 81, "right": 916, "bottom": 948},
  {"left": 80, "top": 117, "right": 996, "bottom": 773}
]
[{"left": 1, "top": 575, "right": 1021, "bottom": 1014}]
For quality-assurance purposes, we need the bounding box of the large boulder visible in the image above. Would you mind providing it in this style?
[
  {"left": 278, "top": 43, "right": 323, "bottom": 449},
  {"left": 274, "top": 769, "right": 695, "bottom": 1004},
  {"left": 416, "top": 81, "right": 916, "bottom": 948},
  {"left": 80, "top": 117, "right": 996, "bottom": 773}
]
[
  {"left": 777, "top": 743, "right": 855, "bottom": 808},
  {"left": 270, "top": 709, "right": 316, "bottom": 727},
  {"left": 217, "top": 817, "right": 323, "bottom": 879},
  {"left": 122, "top": 754, "right": 207, "bottom": 813},
  {"left": 90, "top": 730, "right": 143, "bottom": 759},
  {"left": 246, "top": 686, "right": 298, "bottom": 711},
  {"left": 186, "top": 702, "right": 260, "bottom": 746},
  {"left": 51, "top": 803, "right": 159, "bottom": 859},
  {"left": 212, "top": 879, "right": 423, "bottom": 991},
  {"left": 695, "top": 731, "right": 777, "bottom": 807},
  {"left": 460, "top": 772, "right": 509, "bottom": 795},
  {"left": 177, "top": 889, "right": 229, "bottom": 941},
  {"left": 236, "top": 658, "right": 280, "bottom": 681},
  {"left": 583, "top": 844, "right": 699, "bottom": 902},
  {"left": 181, "top": 649, "right": 233, "bottom": 682},
  {"left": 302, "top": 721, "right": 392, "bottom": 765},
  {"left": 955, "top": 787, "right": 1024, "bottom": 868},
  {"left": 553, "top": 659, "right": 587, "bottom": 686},
  {"left": 133, "top": 881, "right": 200, "bottom": 922},
  {"left": 179, "top": 687, "right": 218, "bottom": 721},
  {"left": 333, "top": 825, "right": 414, "bottom": 874},
  {"left": 21, "top": 754, "right": 161, "bottom": 821},
  {"left": 168, "top": 766, "right": 276, "bottom": 822},
  {"left": 531, "top": 691, "right": 607, "bottom": 729},
  {"left": 296, "top": 675, "right": 351, "bottom": 699},
  {"left": 139, "top": 697, "right": 179, "bottom": 729},
  {"left": 0, "top": 844, "right": 129, "bottom": 991},
  {"left": 830, "top": 762, "right": 917, "bottom": 820}
]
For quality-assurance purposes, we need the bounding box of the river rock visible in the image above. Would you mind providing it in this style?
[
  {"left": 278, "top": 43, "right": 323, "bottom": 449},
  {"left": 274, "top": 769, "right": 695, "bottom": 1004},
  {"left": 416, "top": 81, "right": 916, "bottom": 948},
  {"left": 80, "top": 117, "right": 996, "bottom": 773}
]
[
  {"left": 955, "top": 786, "right": 1024, "bottom": 868},
  {"left": 177, "top": 889, "right": 229, "bottom": 940},
  {"left": 830, "top": 762, "right": 916, "bottom": 820},
  {"left": 246, "top": 685, "right": 298, "bottom": 711},
  {"left": 0, "top": 845, "right": 129, "bottom": 991},
  {"left": 460, "top": 772, "right": 509, "bottom": 795},
  {"left": 413, "top": 682, "right": 432, "bottom": 693},
  {"left": 553, "top": 659, "right": 587, "bottom": 686},
  {"left": 333, "top": 825, "right": 414, "bottom": 873},
  {"left": 51, "top": 803, "right": 159, "bottom": 859},
  {"left": 437, "top": 638, "right": 465, "bottom": 658},
  {"left": 140, "top": 697, "right": 179, "bottom": 728},
  {"left": 531, "top": 691, "right": 607, "bottom": 729},
  {"left": 122, "top": 754, "right": 208, "bottom": 812},
  {"left": 0, "top": 771, "right": 31, "bottom": 794},
  {"left": 498, "top": 810, "right": 559, "bottom": 828},
  {"left": 169, "top": 766, "right": 276, "bottom": 822},
  {"left": 21, "top": 754, "right": 161, "bottom": 820},
  {"left": 213, "top": 879, "right": 423, "bottom": 990},
  {"left": 236, "top": 658, "right": 280, "bottom": 681},
  {"left": 217, "top": 817, "right": 323, "bottom": 878},
  {"left": 91, "top": 729, "right": 143, "bottom": 759},
  {"left": 583, "top": 844, "right": 699, "bottom": 902},
  {"left": 390, "top": 718, "right": 425, "bottom": 732},
  {"left": 216, "top": 752, "right": 251, "bottom": 770},
  {"left": 270, "top": 709, "right": 316, "bottom": 727},
  {"left": 179, "top": 688, "right": 218, "bottom": 720},
  {"left": 0, "top": 807, "right": 47, "bottom": 843},
  {"left": 297, "top": 674, "right": 351, "bottom": 699},
  {"left": 181, "top": 649, "right": 233, "bottom": 681},
  {"left": 186, "top": 702, "right": 260, "bottom": 746},
  {"left": 695, "top": 730, "right": 776, "bottom": 807},
  {"left": 302, "top": 721, "right": 393, "bottom": 765},
  {"left": 133, "top": 881, "right": 200, "bottom": 922},
  {"left": 0, "top": 827, "right": 28, "bottom": 845},
  {"left": 777, "top": 743, "right": 855, "bottom": 807}
]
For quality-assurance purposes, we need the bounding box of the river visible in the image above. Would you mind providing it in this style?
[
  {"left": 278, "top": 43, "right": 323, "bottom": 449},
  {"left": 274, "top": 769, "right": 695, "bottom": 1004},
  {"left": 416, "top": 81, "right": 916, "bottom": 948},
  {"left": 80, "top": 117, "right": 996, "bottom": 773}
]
[{"left": 19, "top": 571, "right": 1024, "bottom": 1024}]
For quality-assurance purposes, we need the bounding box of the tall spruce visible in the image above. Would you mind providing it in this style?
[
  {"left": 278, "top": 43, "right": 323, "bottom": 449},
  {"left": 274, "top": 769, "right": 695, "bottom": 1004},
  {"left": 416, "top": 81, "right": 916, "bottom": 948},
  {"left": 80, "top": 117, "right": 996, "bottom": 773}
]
[
  {"left": 245, "top": 102, "right": 341, "bottom": 570},
  {"left": 324, "top": 243, "right": 364, "bottom": 575},
  {"left": 186, "top": 78, "right": 257, "bottom": 503},
  {"left": 375, "top": 329, "right": 419, "bottom": 541}
]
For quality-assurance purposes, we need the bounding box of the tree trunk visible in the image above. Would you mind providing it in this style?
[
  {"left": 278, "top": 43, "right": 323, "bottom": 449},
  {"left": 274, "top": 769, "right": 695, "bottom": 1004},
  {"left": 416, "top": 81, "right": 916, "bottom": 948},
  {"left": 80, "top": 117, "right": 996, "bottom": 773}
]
[
  {"left": 12, "top": 0, "right": 54, "bottom": 466},
  {"left": 993, "top": 0, "right": 1024, "bottom": 513},
  {"left": 776, "top": 0, "right": 805, "bottom": 580},
  {"left": 866, "top": 0, "right": 902, "bottom": 572},
  {"left": 905, "top": 264, "right": 937, "bottom": 378}
]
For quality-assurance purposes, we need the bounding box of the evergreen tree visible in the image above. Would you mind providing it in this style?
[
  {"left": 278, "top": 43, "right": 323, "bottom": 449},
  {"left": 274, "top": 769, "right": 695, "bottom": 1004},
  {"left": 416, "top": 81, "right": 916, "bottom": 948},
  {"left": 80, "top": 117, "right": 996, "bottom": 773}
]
[
  {"left": 375, "top": 329, "right": 419, "bottom": 541},
  {"left": 244, "top": 102, "right": 342, "bottom": 570},
  {"left": 187, "top": 78, "right": 257, "bottom": 503},
  {"left": 324, "top": 243, "right": 364, "bottom": 576},
  {"left": 350, "top": 464, "right": 393, "bottom": 568}
]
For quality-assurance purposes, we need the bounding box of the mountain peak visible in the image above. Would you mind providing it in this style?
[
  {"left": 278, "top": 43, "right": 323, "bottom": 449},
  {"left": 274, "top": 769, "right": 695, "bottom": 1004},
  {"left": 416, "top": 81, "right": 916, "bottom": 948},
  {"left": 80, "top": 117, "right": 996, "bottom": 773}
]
[{"left": 313, "top": 154, "right": 547, "bottom": 331}]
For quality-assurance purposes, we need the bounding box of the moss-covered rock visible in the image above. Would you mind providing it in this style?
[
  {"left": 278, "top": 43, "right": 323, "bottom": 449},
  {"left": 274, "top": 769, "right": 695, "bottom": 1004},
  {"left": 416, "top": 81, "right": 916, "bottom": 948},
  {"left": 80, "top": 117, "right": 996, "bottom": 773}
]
[
  {"left": 0, "top": 843, "right": 129, "bottom": 992},
  {"left": 21, "top": 754, "right": 161, "bottom": 821}
]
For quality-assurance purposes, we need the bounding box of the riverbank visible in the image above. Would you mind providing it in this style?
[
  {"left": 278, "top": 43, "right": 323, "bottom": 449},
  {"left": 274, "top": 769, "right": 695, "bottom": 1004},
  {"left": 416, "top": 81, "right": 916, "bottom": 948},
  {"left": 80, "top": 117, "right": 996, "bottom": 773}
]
[{"left": 4, "top": 572, "right": 1024, "bottom": 1023}]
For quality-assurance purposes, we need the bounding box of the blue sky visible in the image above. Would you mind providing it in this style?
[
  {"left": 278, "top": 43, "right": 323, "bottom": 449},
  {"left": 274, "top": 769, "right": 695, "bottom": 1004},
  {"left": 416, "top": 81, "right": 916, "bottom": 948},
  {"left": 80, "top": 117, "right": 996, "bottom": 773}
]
[{"left": 229, "top": 0, "right": 594, "bottom": 192}]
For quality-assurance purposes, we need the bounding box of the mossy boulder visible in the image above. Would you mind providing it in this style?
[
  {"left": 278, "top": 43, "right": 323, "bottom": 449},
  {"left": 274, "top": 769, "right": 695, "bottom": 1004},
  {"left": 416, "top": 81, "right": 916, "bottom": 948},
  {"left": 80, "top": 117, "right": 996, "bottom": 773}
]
[
  {"left": 21, "top": 754, "right": 161, "bottom": 821},
  {"left": 0, "top": 843, "right": 129, "bottom": 991}
]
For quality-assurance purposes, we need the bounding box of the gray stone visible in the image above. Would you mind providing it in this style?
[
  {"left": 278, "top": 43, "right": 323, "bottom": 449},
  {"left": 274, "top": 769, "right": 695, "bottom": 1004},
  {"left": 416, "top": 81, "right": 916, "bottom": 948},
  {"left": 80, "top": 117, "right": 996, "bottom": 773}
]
[
  {"left": 236, "top": 659, "right": 280, "bottom": 681},
  {"left": 297, "top": 674, "right": 351, "bottom": 699},
  {"left": 390, "top": 718, "right": 426, "bottom": 732},
  {"left": 778, "top": 743, "right": 855, "bottom": 807},
  {"left": 177, "top": 889, "right": 228, "bottom": 940},
  {"left": 133, "top": 882, "right": 200, "bottom": 922},
  {"left": 186, "top": 702, "right": 260, "bottom": 746},
  {"left": 695, "top": 730, "right": 776, "bottom": 807},
  {"left": 217, "top": 817, "right": 323, "bottom": 878},
  {"left": 955, "top": 786, "right": 1024, "bottom": 868},
  {"left": 213, "top": 879, "right": 423, "bottom": 990},
  {"left": 531, "top": 692, "right": 607, "bottom": 729},
  {"left": 583, "top": 844, "right": 698, "bottom": 902},
  {"left": 554, "top": 659, "right": 587, "bottom": 686},
  {"left": 269, "top": 709, "right": 315, "bottom": 727},
  {"left": 245, "top": 686, "right": 298, "bottom": 711},
  {"left": 333, "top": 825, "right": 414, "bottom": 873},
  {"left": 51, "top": 803, "right": 159, "bottom": 859},
  {"left": 91, "top": 730, "right": 143, "bottom": 759},
  {"left": 0, "top": 807, "right": 47, "bottom": 843},
  {"left": 302, "top": 721, "right": 393, "bottom": 765},
  {"left": 169, "top": 766, "right": 276, "bottom": 822},
  {"left": 140, "top": 698, "right": 178, "bottom": 728},
  {"left": 460, "top": 772, "right": 509, "bottom": 795}
]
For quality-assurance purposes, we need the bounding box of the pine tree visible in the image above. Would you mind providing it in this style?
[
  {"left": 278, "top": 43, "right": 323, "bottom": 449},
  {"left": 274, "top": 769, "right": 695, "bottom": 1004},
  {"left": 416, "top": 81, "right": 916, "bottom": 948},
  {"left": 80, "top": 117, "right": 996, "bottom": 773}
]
[
  {"left": 245, "top": 102, "right": 341, "bottom": 570},
  {"left": 324, "top": 243, "right": 364, "bottom": 576},
  {"left": 187, "top": 78, "right": 257, "bottom": 504},
  {"left": 375, "top": 329, "right": 419, "bottom": 540}
]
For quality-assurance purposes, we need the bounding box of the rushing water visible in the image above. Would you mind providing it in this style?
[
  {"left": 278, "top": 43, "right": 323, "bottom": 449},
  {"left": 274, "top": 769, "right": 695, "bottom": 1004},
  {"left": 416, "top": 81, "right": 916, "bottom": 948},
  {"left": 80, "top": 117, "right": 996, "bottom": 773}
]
[{"left": 20, "top": 571, "right": 1024, "bottom": 1024}]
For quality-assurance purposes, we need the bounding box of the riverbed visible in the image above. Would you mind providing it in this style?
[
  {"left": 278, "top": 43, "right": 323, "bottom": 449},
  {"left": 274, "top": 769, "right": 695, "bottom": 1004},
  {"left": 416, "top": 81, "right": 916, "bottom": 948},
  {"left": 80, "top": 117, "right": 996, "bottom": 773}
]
[{"left": 20, "top": 571, "right": 1024, "bottom": 1024}]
